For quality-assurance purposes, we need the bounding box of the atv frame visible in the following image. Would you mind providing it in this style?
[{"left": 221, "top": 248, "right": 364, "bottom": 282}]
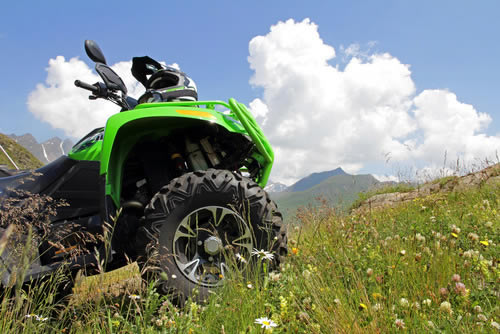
[{"left": 0, "top": 40, "right": 286, "bottom": 301}]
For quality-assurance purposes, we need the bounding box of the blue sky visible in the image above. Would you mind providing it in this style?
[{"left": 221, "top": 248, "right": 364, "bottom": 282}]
[{"left": 1, "top": 1, "right": 499, "bottom": 182}]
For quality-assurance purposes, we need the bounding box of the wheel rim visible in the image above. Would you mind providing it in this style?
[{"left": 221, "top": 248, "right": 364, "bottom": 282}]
[{"left": 172, "top": 206, "right": 254, "bottom": 287}]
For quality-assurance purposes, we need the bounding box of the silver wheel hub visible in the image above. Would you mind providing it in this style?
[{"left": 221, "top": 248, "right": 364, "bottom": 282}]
[
  {"left": 171, "top": 206, "right": 254, "bottom": 287},
  {"left": 204, "top": 236, "right": 222, "bottom": 255}
]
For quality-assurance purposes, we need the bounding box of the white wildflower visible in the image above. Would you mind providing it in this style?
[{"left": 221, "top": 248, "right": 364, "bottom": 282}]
[
  {"left": 235, "top": 253, "right": 247, "bottom": 264},
  {"left": 468, "top": 233, "right": 479, "bottom": 241},
  {"left": 399, "top": 298, "right": 409, "bottom": 308},
  {"left": 251, "top": 248, "right": 274, "bottom": 261},
  {"left": 395, "top": 318, "right": 405, "bottom": 329},
  {"left": 440, "top": 301, "right": 453, "bottom": 315},
  {"left": 254, "top": 317, "right": 277, "bottom": 329},
  {"left": 477, "top": 314, "right": 487, "bottom": 322},
  {"left": 416, "top": 233, "right": 426, "bottom": 242},
  {"left": 269, "top": 272, "right": 281, "bottom": 282},
  {"left": 302, "top": 269, "right": 311, "bottom": 279},
  {"left": 25, "top": 314, "right": 48, "bottom": 321}
]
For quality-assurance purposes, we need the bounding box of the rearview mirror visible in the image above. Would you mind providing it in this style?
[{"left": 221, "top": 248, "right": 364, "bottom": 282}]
[
  {"left": 95, "top": 63, "right": 127, "bottom": 94},
  {"left": 84, "top": 40, "right": 107, "bottom": 64}
]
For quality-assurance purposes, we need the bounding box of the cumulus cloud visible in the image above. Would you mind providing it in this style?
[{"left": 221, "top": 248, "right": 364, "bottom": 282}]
[
  {"left": 372, "top": 174, "right": 400, "bottom": 182},
  {"left": 28, "top": 57, "right": 146, "bottom": 139},
  {"left": 248, "top": 98, "right": 269, "bottom": 120},
  {"left": 248, "top": 18, "right": 500, "bottom": 184}
]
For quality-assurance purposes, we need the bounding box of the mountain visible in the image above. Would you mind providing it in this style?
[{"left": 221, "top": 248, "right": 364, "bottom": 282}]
[
  {"left": 287, "top": 167, "right": 347, "bottom": 192},
  {"left": 9, "top": 134, "right": 74, "bottom": 164},
  {"left": 264, "top": 181, "right": 289, "bottom": 193},
  {"left": 268, "top": 169, "right": 379, "bottom": 218},
  {"left": 0, "top": 133, "right": 43, "bottom": 171}
]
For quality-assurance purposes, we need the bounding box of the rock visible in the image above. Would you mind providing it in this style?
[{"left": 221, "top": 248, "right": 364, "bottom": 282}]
[{"left": 354, "top": 163, "right": 500, "bottom": 213}]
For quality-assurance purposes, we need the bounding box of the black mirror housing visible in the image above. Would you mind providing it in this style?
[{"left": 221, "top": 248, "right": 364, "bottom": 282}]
[
  {"left": 95, "top": 63, "right": 127, "bottom": 94},
  {"left": 85, "top": 40, "right": 107, "bottom": 64}
]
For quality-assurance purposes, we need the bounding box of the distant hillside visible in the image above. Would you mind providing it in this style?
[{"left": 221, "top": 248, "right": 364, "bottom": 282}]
[
  {"left": 287, "top": 167, "right": 347, "bottom": 192},
  {"left": 0, "top": 134, "right": 43, "bottom": 170},
  {"left": 9, "top": 133, "right": 73, "bottom": 164},
  {"left": 272, "top": 173, "right": 379, "bottom": 218}
]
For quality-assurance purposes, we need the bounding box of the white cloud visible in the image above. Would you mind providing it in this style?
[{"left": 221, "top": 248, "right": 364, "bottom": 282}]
[
  {"left": 411, "top": 89, "right": 500, "bottom": 162},
  {"left": 372, "top": 174, "right": 399, "bottom": 182},
  {"left": 28, "top": 56, "right": 147, "bottom": 139},
  {"left": 248, "top": 18, "right": 500, "bottom": 184},
  {"left": 248, "top": 98, "right": 269, "bottom": 121}
]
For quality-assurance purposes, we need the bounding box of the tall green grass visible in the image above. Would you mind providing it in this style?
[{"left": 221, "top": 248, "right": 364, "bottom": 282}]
[{"left": 0, "top": 183, "right": 498, "bottom": 333}]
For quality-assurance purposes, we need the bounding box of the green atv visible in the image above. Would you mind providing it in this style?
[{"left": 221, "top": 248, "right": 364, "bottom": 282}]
[{"left": 0, "top": 40, "right": 287, "bottom": 302}]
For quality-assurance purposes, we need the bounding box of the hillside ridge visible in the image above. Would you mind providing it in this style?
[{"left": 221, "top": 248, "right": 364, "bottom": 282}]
[
  {"left": 354, "top": 163, "right": 500, "bottom": 213},
  {"left": 0, "top": 134, "right": 43, "bottom": 171},
  {"left": 272, "top": 172, "right": 379, "bottom": 216},
  {"left": 287, "top": 167, "right": 347, "bottom": 192}
]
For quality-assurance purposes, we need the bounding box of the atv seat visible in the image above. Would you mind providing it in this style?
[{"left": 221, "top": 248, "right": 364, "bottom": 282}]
[{"left": 0, "top": 156, "right": 77, "bottom": 198}]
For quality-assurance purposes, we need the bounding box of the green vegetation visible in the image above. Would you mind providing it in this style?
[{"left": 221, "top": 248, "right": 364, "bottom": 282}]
[
  {"left": 273, "top": 174, "right": 379, "bottom": 217},
  {"left": 0, "top": 178, "right": 498, "bottom": 333},
  {"left": 349, "top": 182, "right": 416, "bottom": 211},
  {"left": 0, "top": 134, "right": 42, "bottom": 170}
]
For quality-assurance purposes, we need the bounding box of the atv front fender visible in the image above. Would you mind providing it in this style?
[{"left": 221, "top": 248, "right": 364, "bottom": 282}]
[{"left": 101, "top": 100, "right": 273, "bottom": 206}]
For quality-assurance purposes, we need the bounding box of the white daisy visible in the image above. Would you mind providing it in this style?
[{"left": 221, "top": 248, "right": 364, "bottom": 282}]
[
  {"left": 25, "top": 314, "right": 48, "bottom": 321},
  {"left": 235, "top": 253, "right": 247, "bottom": 264},
  {"left": 255, "top": 317, "right": 277, "bottom": 329},
  {"left": 251, "top": 248, "right": 274, "bottom": 261},
  {"left": 128, "top": 294, "right": 141, "bottom": 300}
]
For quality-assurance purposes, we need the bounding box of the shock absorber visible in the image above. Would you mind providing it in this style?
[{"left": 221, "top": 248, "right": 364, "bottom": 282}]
[
  {"left": 168, "top": 143, "right": 188, "bottom": 174},
  {"left": 185, "top": 137, "right": 209, "bottom": 171}
]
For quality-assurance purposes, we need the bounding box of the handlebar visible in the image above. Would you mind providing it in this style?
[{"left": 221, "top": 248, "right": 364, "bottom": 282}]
[
  {"left": 74, "top": 79, "right": 131, "bottom": 110},
  {"left": 74, "top": 80, "right": 99, "bottom": 94}
]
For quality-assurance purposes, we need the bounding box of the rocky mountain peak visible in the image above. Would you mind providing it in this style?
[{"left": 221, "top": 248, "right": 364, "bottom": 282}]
[{"left": 9, "top": 133, "right": 74, "bottom": 164}]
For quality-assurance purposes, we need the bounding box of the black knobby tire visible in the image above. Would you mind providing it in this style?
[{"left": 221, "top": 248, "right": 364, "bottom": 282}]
[{"left": 135, "top": 169, "right": 287, "bottom": 302}]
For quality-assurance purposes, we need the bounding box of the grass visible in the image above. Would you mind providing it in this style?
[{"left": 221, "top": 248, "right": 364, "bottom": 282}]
[
  {"left": 349, "top": 182, "right": 416, "bottom": 211},
  {"left": 431, "top": 175, "right": 459, "bottom": 187},
  {"left": 0, "top": 134, "right": 42, "bottom": 170},
  {"left": 273, "top": 174, "right": 379, "bottom": 217},
  {"left": 0, "top": 182, "right": 498, "bottom": 332}
]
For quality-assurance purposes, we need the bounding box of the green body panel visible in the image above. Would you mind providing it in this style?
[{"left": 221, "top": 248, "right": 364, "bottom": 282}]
[
  {"left": 69, "top": 141, "right": 102, "bottom": 161},
  {"left": 69, "top": 99, "right": 274, "bottom": 207}
]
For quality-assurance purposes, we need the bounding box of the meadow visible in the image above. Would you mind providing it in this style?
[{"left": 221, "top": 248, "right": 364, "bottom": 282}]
[{"left": 0, "top": 173, "right": 498, "bottom": 333}]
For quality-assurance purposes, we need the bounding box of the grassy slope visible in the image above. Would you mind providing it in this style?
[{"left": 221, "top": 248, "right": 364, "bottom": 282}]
[
  {"left": 0, "top": 133, "right": 43, "bottom": 170},
  {"left": 0, "top": 179, "right": 498, "bottom": 333},
  {"left": 272, "top": 174, "right": 379, "bottom": 217},
  {"left": 349, "top": 182, "right": 417, "bottom": 210}
]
